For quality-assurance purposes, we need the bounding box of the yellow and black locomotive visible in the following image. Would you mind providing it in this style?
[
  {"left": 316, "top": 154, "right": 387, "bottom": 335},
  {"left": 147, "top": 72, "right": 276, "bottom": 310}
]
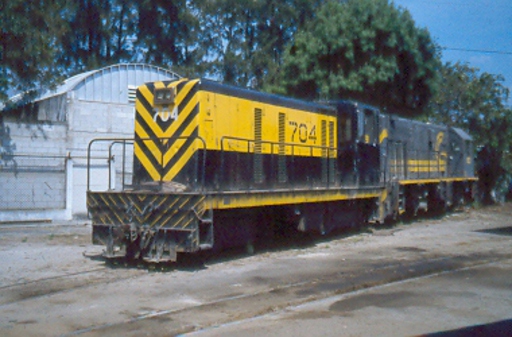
[{"left": 87, "top": 78, "right": 476, "bottom": 262}]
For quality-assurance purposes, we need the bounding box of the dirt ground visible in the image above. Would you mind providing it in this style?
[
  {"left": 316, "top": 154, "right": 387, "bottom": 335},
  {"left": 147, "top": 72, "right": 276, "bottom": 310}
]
[{"left": 0, "top": 203, "right": 511, "bottom": 336}]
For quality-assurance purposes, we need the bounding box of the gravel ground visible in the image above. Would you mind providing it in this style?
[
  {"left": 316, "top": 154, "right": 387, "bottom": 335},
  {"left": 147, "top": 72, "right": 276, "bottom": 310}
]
[{"left": 0, "top": 203, "right": 511, "bottom": 336}]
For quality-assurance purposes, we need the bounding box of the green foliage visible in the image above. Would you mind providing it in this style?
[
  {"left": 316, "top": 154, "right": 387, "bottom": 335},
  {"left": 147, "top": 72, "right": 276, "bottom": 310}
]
[
  {"left": 0, "top": 0, "right": 69, "bottom": 101},
  {"left": 199, "top": 0, "right": 325, "bottom": 88},
  {"left": 429, "top": 62, "right": 512, "bottom": 154},
  {"left": 428, "top": 62, "right": 512, "bottom": 203},
  {"left": 133, "top": 0, "right": 202, "bottom": 71},
  {"left": 274, "top": 0, "right": 440, "bottom": 117},
  {"left": 58, "top": 0, "right": 207, "bottom": 76},
  {"left": 2, "top": 0, "right": 324, "bottom": 98},
  {"left": 59, "top": 0, "right": 138, "bottom": 71}
]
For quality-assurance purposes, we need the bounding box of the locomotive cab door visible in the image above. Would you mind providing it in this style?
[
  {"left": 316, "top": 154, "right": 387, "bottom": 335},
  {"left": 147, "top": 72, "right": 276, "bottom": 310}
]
[
  {"left": 358, "top": 108, "right": 380, "bottom": 185},
  {"left": 336, "top": 107, "right": 357, "bottom": 185}
]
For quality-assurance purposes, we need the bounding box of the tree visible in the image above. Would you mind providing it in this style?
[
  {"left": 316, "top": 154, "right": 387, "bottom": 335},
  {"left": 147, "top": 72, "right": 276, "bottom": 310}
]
[
  {"left": 58, "top": 0, "right": 137, "bottom": 72},
  {"left": 428, "top": 62, "right": 512, "bottom": 203},
  {"left": 255, "top": 0, "right": 327, "bottom": 89},
  {"left": 1, "top": 0, "right": 326, "bottom": 100},
  {"left": 0, "top": 0, "right": 69, "bottom": 102},
  {"left": 133, "top": 0, "right": 202, "bottom": 74},
  {"left": 198, "top": 0, "right": 325, "bottom": 88},
  {"left": 195, "top": 0, "right": 251, "bottom": 84},
  {"left": 274, "top": 0, "right": 440, "bottom": 117}
]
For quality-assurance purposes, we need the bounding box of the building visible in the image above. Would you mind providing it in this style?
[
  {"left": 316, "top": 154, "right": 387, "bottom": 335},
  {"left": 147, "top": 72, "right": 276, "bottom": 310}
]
[{"left": 0, "top": 63, "right": 180, "bottom": 222}]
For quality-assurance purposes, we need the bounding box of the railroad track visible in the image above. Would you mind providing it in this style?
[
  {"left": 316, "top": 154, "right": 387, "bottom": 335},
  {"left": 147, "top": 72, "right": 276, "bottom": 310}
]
[
  {"left": 0, "top": 264, "right": 139, "bottom": 307},
  {"left": 60, "top": 251, "right": 510, "bottom": 336}
]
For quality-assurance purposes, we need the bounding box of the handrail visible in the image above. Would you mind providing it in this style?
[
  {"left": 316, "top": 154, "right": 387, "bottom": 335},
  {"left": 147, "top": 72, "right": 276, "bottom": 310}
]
[
  {"left": 219, "top": 135, "right": 339, "bottom": 189},
  {"left": 108, "top": 140, "right": 135, "bottom": 191},
  {"left": 219, "top": 135, "right": 338, "bottom": 156},
  {"left": 87, "top": 137, "right": 133, "bottom": 191},
  {"left": 87, "top": 136, "right": 207, "bottom": 192}
]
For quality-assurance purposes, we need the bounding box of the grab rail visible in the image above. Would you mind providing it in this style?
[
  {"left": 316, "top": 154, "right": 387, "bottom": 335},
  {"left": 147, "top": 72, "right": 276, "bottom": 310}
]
[{"left": 87, "top": 136, "right": 207, "bottom": 192}]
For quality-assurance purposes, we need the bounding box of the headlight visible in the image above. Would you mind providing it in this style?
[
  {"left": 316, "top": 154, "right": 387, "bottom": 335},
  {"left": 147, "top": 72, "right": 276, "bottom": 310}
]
[{"left": 154, "top": 87, "right": 175, "bottom": 105}]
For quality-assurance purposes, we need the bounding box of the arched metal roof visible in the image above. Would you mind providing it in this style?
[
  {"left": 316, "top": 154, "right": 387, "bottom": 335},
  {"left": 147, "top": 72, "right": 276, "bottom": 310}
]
[{"left": 37, "top": 63, "right": 181, "bottom": 104}]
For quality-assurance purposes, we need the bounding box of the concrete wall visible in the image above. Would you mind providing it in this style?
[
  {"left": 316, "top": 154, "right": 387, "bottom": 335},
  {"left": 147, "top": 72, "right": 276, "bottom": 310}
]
[
  {"left": 67, "top": 98, "right": 135, "bottom": 215},
  {"left": 0, "top": 64, "right": 180, "bottom": 222},
  {"left": 0, "top": 116, "right": 69, "bottom": 221},
  {"left": 0, "top": 94, "right": 137, "bottom": 221}
]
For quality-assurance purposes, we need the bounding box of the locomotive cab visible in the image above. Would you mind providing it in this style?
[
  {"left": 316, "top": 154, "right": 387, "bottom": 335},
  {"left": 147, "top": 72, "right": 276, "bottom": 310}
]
[{"left": 449, "top": 127, "right": 474, "bottom": 178}]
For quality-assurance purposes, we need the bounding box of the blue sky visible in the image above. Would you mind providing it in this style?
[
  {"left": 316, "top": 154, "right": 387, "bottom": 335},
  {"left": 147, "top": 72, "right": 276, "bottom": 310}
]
[{"left": 393, "top": 0, "right": 512, "bottom": 106}]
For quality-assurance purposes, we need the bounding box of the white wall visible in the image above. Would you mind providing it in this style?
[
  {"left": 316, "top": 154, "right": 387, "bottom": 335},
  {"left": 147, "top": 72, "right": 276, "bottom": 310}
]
[{"left": 66, "top": 99, "right": 135, "bottom": 216}]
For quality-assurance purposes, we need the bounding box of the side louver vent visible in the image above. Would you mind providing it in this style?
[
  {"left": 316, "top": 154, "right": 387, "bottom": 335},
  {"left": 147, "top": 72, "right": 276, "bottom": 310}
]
[
  {"left": 254, "top": 108, "right": 263, "bottom": 184},
  {"left": 278, "top": 112, "right": 287, "bottom": 183}
]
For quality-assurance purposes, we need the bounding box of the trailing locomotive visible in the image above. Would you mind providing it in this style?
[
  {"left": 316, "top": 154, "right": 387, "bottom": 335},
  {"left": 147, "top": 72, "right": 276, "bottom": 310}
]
[{"left": 87, "top": 78, "right": 476, "bottom": 262}]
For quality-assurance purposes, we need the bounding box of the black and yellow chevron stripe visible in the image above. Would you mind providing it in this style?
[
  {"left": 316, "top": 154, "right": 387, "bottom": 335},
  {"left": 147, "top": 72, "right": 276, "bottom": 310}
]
[
  {"left": 134, "top": 79, "right": 202, "bottom": 182},
  {"left": 87, "top": 192, "right": 207, "bottom": 231}
]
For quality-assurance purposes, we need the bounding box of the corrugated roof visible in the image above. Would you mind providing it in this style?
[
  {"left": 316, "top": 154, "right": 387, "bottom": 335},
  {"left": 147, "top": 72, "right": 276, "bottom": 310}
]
[
  {"left": 37, "top": 69, "right": 97, "bottom": 101},
  {"left": 37, "top": 63, "right": 181, "bottom": 104},
  {"left": 1, "top": 63, "right": 181, "bottom": 110}
]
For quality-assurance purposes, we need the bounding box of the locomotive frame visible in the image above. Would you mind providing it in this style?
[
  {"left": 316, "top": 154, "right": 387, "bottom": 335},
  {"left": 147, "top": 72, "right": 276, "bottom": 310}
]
[{"left": 87, "top": 79, "right": 476, "bottom": 262}]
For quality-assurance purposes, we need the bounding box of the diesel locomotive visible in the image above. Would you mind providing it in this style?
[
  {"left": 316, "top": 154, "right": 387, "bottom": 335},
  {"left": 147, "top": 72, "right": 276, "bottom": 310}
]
[{"left": 87, "top": 78, "right": 476, "bottom": 262}]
